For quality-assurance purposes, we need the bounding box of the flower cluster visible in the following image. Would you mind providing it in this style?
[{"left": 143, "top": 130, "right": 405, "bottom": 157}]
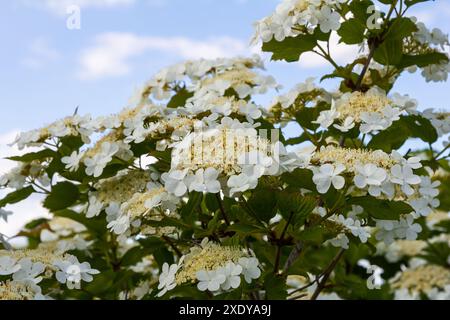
[
  {"left": 1, "top": 0, "right": 449, "bottom": 300},
  {"left": 314, "top": 87, "right": 416, "bottom": 134},
  {"left": 391, "top": 264, "right": 450, "bottom": 300},
  {"left": 252, "top": 0, "right": 347, "bottom": 43},
  {"left": 157, "top": 239, "right": 261, "bottom": 297},
  {"left": 410, "top": 21, "right": 450, "bottom": 82},
  {"left": 0, "top": 242, "right": 98, "bottom": 299}
]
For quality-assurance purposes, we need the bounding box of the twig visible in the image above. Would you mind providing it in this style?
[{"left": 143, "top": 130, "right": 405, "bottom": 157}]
[
  {"left": 282, "top": 240, "right": 304, "bottom": 274},
  {"left": 216, "top": 193, "right": 230, "bottom": 226},
  {"left": 274, "top": 212, "right": 294, "bottom": 273},
  {"left": 162, "top": 235, "right": 182, "bottom": 257},
  {"left": 310, "top": 248, "right": 345, "bottom": 300}
]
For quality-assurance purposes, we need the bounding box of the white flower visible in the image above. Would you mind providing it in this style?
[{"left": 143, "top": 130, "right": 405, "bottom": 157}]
[
  {"left": 312, "top": 163, "right": 346, "bottom": 194},
  {"left": 390, "top": 164, "right": 421, "bottom": 196},
  {"left": 0, "top": 208, "right": 13, "bottom": 223},
  {"left": 162, "top": 170, "right": 188, "bottom": 197},
  {"left": 187, "top": 168, "right": 221, "bottom": 194},
  {"left": 317, "top": 6, "right": 341, "bottom": 33},
  {"left": 375, "top": 215, "right": 422, "bottom": 244},
  {"left": 61, "top": 151, "right": 83, "bottom": 172},
  {"left": 367, "top": 181, "right": 395, "bottom": 198},
  {"left": 12, "top": 258, "right": 45, "bottom": 284},
  {"left": 390, "top": 151, "right": 422, "bottom": 169},
  {"left": 354, "top": 164, "right": 387, "bottom": 193},
  {"left": 54, "top": 256, "right": 100, "bottom": 289},
  {"left": 312, "top": 106, "right": 340, "bottom": 129},
  {"left": 347, "top": 205, "right": 364, "bottom": 219},
  {"left": 418, "top": 176, "right": 440, "bottom": 197},
  {"left": 105, "top": 202, "right": 121, "bottom": 222},
  {"left": 395, "top": 288, "right": 419, "bottom": 300},
  {"left": 398, "top": 215, "right": 422, "bottom": 240},
  {"left": 348, "top": 219, "right": 370, "bottom": 243},
  {"left": 218, "top": 262, "right": 243, "bottom": 291},
  {"left": 238, "top": 257, "right": 261, "bottom": 284},
  {"left": 86, "top": 196, "right": 103, "bottom": 218},
  {"left": 409, "top": 197, "right": 438, "bottom": 217},
  {"left": 360, "top": 112, "right": 387, "bottom": 133},
  {"left": 333, "top": 117, "right": 355, "bottom": 132},
  {"left": 241, "top": 102, "right": 262, "bottom": 122},
  {"left": 0, "top": 256, "right": 21, "bottom": 275},
  {"left": 84, "top": 142, "right": 119, "bottom": 177},
  {"left": 157, "top": 262, "right": 180, "bottom": 297},
  {"left": 329, "top": 233, "right": 349, "bottom": 249},
  {"left": 382, "top": 106, "right": 402, "bottom": 125},
  {"left": 227, "top": 173, "right": 258, "bottom": 196},
  {"left": 107, "top": 214, "right": 131, "bottom": 235},
  {"left": 196, "top": 269, "right": 226, "bottom": 292}
]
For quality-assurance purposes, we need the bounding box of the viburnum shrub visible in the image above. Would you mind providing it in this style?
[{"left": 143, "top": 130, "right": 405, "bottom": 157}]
[{"left": 1, "top": 0, "right": 449, "bottom": 300}]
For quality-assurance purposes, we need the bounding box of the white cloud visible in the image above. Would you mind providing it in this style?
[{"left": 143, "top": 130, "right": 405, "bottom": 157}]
[
  {"left": 0, "top": 131, "right": 50, "bottom": 238},
  {"left": 298, "top": 32, "right": 361, "bottom": 69},
  {"left": 21, "top": 0, "right": 135, "bottom": 15},
  {"left": 21, "top": 38, "right": 61, "bottom": 69},
  {"left": 77, "top": 32, "right": 248, "bottom": 80}
]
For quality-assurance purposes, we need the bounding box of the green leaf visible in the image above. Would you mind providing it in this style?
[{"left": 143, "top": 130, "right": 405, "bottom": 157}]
[
  {"left": 7, "top": 149, "right": 56, "bottom": 162},
  {"left": 59, "top": 136, "right": 84, "bottom": 156},
  {"left": 385, "top": 17, "right": 417, "bottom": 40},
  {"left": 204, "top": 193, "right": 219, "bottom": 212},
  {"left": 0, "top": 186, "right": 34, "bottom": 208},
  {"left": 56, "top": 210, "right": 108, "bottom": 238},
  {"left": 397, "top": 52, "right": 449, "bottom": 69},
  {"left": 338, "top": 19, "right": 366, "bottom": 44},
  {"left": 264, "top": 273, "right": 287, "bottom": 300},
  {"left": 262, "top": 34, "right": 317, "bottom": 62},
  {"left": 281, "top": 168, "right": 315, "bottom": 191},
  {"left": 419, "top": 242, "right": 450, "bottom": 267},
  {"left": 247, "top": 188, "right": 277, "bottom": 223},
  {"left": 348, "top": 196, "right": 413, "bottom": 220},
  {"left": 43, "top": 182, "right": 80, "bottom": 211},
  {"left": 368, "top": 115, "right": 438, "bottom": 151},
  {"left": 295, "top": 102, "right": 328, "bottom": 130},
  {"left": 277, "top": 192, "right": 316, "bottom": 226},
  {"left": 373, "top": 37, "right": 403, "bottom": 65},
  {"left": 228, "top": 223, "right": 266, "bottom": 236},
  {"left": 405, "top": 0, "right": 432, "bottom": 7},
  {"left": 349, "top": 0, "right": 374, "bottom": 26},
  {"left": 167, "top": 87, "right": 194, "bottom": 109},
  {"left": 24, "top": 218, "right": 49, "bottom": 230},
  {"left": 180, "top": 192, "right": 202, "bottom": 224}
]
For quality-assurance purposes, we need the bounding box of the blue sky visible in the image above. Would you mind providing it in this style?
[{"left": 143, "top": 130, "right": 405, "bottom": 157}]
[{"left": 0, "top": 0, "right": 449, "bottom": 236}]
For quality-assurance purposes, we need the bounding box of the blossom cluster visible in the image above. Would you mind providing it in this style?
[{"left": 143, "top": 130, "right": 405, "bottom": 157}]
[
  {"left": 157, "top": 239, "right": 261, "bottom": 297},
  {"left": 252, "top": 0, "right": 347, "bottom": 43},
  {"left": 0, "top": 242, "right": 98, "bottom": 300}
]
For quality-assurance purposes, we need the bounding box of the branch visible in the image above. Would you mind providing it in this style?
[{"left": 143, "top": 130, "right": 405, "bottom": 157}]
[
  {"left": 216, "top": 193, "right": 230, "bottom": 226},
  {"left": 282, "top": 240, "right": 304, "bottom": 274},
  {"left": 162, "top": 235, "right": 183, "bottom": 257},
  {"left": 273, "top": 211, "right": 294, "bottom": 273},
  {"left": 310, "top": 248, "right": 345, "bottom": 300}
]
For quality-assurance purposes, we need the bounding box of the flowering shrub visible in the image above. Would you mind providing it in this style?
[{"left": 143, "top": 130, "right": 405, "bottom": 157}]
[{"left": 1, "top": 0, "right": 449, "bottom": 300}]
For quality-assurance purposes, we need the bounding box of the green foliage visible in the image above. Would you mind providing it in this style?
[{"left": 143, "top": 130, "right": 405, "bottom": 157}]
[
  {"left": 348, "top": 196, "right": 413, "bottom": 220},
  {"left": 368, "top": 115, "right": 438, "bottom": 151},
  {"left": 43, "top": 182, "right": 80, "bottom": 211},
  {"left": 0, "top": 186, "right": 34, "bottom": 208},
  {"left": 262, "top": 34, "right": 317, "bottom": 62}
]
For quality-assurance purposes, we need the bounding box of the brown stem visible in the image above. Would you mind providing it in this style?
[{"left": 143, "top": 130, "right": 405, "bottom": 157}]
[
  {"left": 162, "top": 235, "right": 182, "bottom": 257},
  {"left": 310, "top": 248, "right": 345, "bottom": 300},
  {"left": 216, "top": 193, "right": 230, "bottom": 226},
  {"left": 273, "top": 212, "right": 294, "bottom": 274},
  {"left": 282, "top": 240, "right": 304, "bottom": 274}
]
